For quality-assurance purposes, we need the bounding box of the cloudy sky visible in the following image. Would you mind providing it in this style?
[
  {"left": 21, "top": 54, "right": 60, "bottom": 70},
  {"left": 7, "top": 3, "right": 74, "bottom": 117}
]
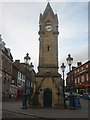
[{"left": 0, "top": 0, "right": 89, "bottom": 77}]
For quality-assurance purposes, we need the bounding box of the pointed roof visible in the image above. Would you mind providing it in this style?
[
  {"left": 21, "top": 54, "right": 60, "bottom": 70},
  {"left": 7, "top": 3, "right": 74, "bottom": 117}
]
[
  {"left": 39, "top": 2, "right": 58, "bottom": 25},
  {"left": 43, "top": 2, "right": 54, "bottom": 16}
]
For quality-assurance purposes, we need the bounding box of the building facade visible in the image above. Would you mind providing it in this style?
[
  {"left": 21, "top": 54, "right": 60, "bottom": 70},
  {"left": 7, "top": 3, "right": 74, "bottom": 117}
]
[
  {"left": 0, "top": 33, "right": 36, "bottom": 100},
  {"left": 66, "top": 60, "right": 90, "bottom": 94},
  {"left": 32, "top": 3, "right": 64, "bottom": 108},
  {"left": 10, "top": 62, "right": 18, "bottom": 98},
  {"left": 0, "top": 35, "right": 13, "bottom": 99},
  {"left": 12, "top": 60, "right": 36, "bottom": 100}
]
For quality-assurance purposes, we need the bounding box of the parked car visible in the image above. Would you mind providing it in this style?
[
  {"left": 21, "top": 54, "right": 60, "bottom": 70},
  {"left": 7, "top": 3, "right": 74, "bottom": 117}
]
[
  {"left": 78, "top": 94, "right": 83, "bottom": 98},
  {"left": 82, "top": 93, "right": 90, "bottom": 100},
  {"left": 73, "top": 93, "right": 82, "bottom": 98}
]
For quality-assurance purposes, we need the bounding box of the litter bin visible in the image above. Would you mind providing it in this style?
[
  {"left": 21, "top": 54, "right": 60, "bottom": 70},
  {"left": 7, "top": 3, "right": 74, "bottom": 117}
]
[
  {"left": 68, "top": 93, "right": 76, "bottom": 109},
  {"left": 74, "top": 96, "right": 81, "bottom": 108},
  {"left": 22, "top": 94, "right": 27, "bottom": 109}
]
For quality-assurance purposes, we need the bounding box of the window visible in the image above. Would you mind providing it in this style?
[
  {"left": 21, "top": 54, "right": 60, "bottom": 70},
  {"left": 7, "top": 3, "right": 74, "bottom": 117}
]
[
  {"left": 81, "top": 75, "right": 85, "bottom": 83},
  {"left": 75, "top": 78, "right": 77, "bottom": 84},
  {"left": 78, "top": 77, "right": 80, "bottom": 83},
  {"left": 81, "top": 67, "right": 83, "bottom": 70},
  {"left": 75, "top": 70, "right": 76, "bottom": 74},
  {"left": 18, "top": 71, "right": 20, "bottom": 78},
  {"left": 77, "top": 69, "right": 79, "bottom": 72},
  {"left": 86, "top": 73, "right": 88, "bottom": 81},
  {"left": 48, "top": 46, "right": 50, "bottom": 51},
  {"left": 86, "top": 64, "right": 88, "bottom": 68},
  {"left": 18, "top": 71, "right": 21, "bottom": 79}
]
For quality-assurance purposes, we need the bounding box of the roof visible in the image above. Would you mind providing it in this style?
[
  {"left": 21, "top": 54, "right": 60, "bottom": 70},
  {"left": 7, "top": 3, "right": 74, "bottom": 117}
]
[
  {"left": 43, "top": 2, "right": 54, "bottom": 16},
  {"left": 39, "top": 2, "right": 58, "bottom": 25}
]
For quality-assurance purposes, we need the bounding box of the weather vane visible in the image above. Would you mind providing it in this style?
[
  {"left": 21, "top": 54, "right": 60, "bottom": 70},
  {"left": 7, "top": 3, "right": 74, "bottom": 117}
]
[{"left": 47, "top": 0, "right": 50, "bottom": 2}]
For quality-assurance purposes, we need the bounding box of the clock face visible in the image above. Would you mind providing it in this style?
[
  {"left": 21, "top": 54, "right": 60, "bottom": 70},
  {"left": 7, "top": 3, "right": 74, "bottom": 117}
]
[{"left": 45, "top": 25, "right": 53, "bottom": 32}]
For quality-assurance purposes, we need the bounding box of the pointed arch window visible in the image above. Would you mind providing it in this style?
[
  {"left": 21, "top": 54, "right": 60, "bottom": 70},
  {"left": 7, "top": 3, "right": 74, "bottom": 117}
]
[{"left": 48, "top": 46, "right": 50, "bottom": 51}]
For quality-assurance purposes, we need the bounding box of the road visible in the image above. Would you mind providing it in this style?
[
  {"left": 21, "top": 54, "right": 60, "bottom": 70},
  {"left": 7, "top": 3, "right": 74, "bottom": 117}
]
[
  {"left": 2, "top": 109, "right": 38, "bottom": 118},
  {"left": 1, "top": 98, "right": 89, "bottom": 118}
]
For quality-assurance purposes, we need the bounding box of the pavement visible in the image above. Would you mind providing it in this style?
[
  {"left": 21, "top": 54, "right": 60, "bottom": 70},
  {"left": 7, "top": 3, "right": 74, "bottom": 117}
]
[{"left": 1, "top": 98, "right": 89, "bottom": 119}]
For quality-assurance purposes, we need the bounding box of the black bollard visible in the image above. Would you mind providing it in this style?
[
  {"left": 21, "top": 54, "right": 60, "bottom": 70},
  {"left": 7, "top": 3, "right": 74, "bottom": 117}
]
[
  {"left": 69, "top": 93, "right": 76, "bottom": 110},
  {"left": 22, "top": 94, "right": 27, "bottom": 109}
]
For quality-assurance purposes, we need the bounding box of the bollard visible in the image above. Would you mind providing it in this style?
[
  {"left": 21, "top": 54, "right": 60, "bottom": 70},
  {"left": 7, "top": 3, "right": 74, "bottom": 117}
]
[
  {"left": 68, "top": 94, "right": 76, "bottom": 110},
  {"left": 22, "top": 94, "right": 27, "bottom": 109}
]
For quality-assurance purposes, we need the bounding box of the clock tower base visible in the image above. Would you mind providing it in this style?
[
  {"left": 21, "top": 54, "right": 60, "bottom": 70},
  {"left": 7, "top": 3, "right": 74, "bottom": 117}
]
[{"left": 31, "top": 71, "right": 66, "bottom": 108}]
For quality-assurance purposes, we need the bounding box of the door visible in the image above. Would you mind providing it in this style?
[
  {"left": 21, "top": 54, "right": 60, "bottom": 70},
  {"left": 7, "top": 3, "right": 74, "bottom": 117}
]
[{"left": 44, "top": 89, "right": 52, "bottom": 108}]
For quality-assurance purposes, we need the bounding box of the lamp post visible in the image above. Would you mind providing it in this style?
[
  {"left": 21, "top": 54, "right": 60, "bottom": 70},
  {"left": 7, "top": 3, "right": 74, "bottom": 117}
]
[
  {"left": 29, "top": 62, "right": 34, "bottom": 90},
  {"left": 28, "top": 62, "right": 34, "bottom": 106},
  {"left": 66, "top": 54, "right": 75, "bottom": 109},
  {"left": 22, "top": 53, "right": 31, "bottom": 109},
  {"left": 66, "top": 54, "right": 73, "bottom": 94},
  {"left": 61, "top": 63, "right": 66, "bottom": 108}
]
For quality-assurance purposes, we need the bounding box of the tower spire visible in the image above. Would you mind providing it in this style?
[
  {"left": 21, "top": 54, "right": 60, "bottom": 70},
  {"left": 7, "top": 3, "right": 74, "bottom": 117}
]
[{"left": 43, "top": 2, "right": 54, "bottom": 16}]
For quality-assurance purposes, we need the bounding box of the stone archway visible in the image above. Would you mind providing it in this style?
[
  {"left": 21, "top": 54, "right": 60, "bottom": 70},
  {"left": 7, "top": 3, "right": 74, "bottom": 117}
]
[{"left": 44, "top": 88, "right": 52, "bottom": 108}]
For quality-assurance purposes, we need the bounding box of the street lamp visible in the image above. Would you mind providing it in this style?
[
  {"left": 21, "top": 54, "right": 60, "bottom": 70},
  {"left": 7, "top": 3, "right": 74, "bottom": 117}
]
[
  {"left": 22, "top": 53, "right": 31, "bottom": 109},
  {"left": 29, "top": 62, "right": 34, "bottom": 70},
  {"left": 66, "top": 54, "right": 73, "bottom": 71},
  {"left": 24, "top": 53, "right": 31, "bottom": 94},
  {"left": 66, "top": 54, "right": 75, "bottom": 109},
  {"left": 28, "top": 62, "right": 34, "bottom": 106},
  {"left": 61, "top": 63, "right": 66, "bottom": 108},
  {"left": 66, "top": 54, "right": 73, "bottom": 93},
  {"left": 30, "top": 62, "right": 34, "bottom": 90},
  {"left": 24, "top": 53, "right": 31, "bottom": 65}
]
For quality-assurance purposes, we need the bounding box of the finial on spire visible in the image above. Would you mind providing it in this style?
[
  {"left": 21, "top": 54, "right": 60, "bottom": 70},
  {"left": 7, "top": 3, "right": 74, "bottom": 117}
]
[{"left": 47, "top": 0, "right": 50, "bottom": 3}]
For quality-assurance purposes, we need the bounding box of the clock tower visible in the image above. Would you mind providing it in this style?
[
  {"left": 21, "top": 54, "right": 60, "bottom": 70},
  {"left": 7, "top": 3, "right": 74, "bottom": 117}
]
[
  {"left": 38, "top": 2, "right": 59, "bottom": 74},
  {"left": 33, "top": 3, "right": 65, "bottom": 108}
]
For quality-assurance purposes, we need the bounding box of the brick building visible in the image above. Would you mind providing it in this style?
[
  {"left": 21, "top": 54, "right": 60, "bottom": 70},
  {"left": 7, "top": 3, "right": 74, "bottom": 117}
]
[
  {"left": 0, "top": 35, "right": 36, "bottom": 100},
  {"left": 0, "top": 35, "right": 13, "bottom": 99},
  {"left": 12, "top": 60, "right": 36, "bottom": 100},
  {"left": 66, "top": 60, "right": 90, "bottom": 94}
]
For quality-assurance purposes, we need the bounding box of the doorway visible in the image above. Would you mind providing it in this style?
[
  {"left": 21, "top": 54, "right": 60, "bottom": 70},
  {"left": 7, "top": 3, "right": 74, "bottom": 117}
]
[{"left": 44, "top": 89, "right": 52, "bottom": 108}]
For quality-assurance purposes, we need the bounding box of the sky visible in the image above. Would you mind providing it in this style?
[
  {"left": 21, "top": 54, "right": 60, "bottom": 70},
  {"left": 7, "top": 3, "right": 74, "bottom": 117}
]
[{"left": 0, "top": 0, "right": 89, "bottom": 78}]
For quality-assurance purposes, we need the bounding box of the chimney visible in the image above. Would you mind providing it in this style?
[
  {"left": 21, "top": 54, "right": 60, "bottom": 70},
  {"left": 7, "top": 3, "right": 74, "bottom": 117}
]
[
  {"left": 14, "top": 60, "right": 20, "bottom": 68},
  {"left": 15, "top": 60, "right": 20, "bottom": 63},
  {"left": 72, "top": 66, "right": 76, "bottom": 70},
  {"left": 7, "top": 48, "right": 11, "bottom": 56},
  {"left": 0, "top": 34, "right": 6, "bottom": 50},
  {"left": 77, "top": 62, "right": 82, "bottom": 66}
]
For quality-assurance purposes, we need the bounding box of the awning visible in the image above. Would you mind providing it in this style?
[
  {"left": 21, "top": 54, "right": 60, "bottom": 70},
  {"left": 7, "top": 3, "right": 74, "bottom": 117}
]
[{"left": 79, "top": 84, "right": 90, "bottom": 88}]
